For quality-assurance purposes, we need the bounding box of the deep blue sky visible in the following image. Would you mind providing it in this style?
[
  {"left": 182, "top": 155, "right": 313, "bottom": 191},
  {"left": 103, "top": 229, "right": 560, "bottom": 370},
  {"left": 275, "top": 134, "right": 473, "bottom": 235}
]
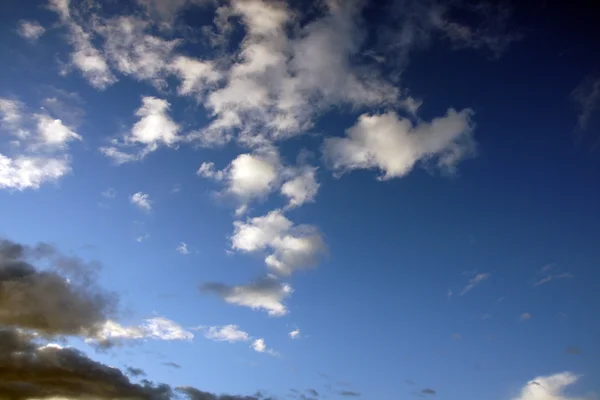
[{"left": 1, "top": 0, "right": 599, "bottom": 399}]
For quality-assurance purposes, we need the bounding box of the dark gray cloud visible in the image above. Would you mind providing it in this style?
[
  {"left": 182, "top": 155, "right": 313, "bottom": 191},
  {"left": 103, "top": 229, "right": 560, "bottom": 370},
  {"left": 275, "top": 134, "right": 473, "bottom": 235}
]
[
  {"left": 0, "top": 328, "right": 172, "bottom": 400},
  {"left": 163, "top": 361, "right": 182, "bottom": 369},
  {"left": 339, "top": 391, "right": 361, "bottom": 397},
  {"left": 421, "top": 388, "right": 437, "bottom": 395},
  {"left": 177, "top": 386, "right": 262, "bottom": 400},
  {"left": 127, "top": 366, "right": 148, "bottom": 377},
  {"left": 0, "top": 238, "right": 117, "bottom": 337}
]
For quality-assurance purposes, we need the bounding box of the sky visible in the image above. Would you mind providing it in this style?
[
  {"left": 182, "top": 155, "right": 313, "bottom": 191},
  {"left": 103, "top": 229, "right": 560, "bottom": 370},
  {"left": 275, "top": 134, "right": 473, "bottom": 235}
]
[{"left": 1, "top": 0, "right": 600, "bottom": 399}]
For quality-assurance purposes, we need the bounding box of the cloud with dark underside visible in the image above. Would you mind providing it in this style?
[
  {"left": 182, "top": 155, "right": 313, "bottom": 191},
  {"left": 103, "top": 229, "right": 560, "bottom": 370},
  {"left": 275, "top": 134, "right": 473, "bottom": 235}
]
[{"left": 0, "top": 238, "right": 276, "bottom": 400}]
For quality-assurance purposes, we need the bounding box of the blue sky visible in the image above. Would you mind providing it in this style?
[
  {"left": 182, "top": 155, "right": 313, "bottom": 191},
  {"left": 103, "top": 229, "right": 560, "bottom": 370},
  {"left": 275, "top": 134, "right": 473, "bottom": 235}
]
[{"left": 1, "top": 0, "right": 599, "bottom": 399}]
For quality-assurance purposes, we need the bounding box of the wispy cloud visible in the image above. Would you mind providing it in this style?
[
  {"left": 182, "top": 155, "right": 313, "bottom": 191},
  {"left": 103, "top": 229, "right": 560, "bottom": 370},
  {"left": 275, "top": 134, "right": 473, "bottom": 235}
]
[
  {"left": 176, "top": 242, "right": 190, "bottom": 255},
  {"left": 460, "top": 273, "right": 490, "bottom": 295}
]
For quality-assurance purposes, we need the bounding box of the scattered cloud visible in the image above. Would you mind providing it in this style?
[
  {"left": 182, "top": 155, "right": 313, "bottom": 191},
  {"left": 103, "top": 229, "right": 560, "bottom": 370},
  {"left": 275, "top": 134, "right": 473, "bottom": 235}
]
[
  {"left": 571, "top": 76, "right": 600, "bottom": 132},
  {"left": 231, "top": 209, "right": 326, "bottom": 275},
  {"left": 176, "top": 242, "right": 190, "bottom": 255},
  {"left": 251, "top": 338, "right": 279, "bottom": 356},
  {"left": 323, "top": 109, "right": 475, "bottom": 180},
  {"left": 203, "top": 325, "right": 250, "bottom": 343},
  {"left": 163, "top": 361, "right": 181, "bottom": 369},
  {"left": 93, "top": 317, "right": 194, "bottom": 344},
  {"left": 281, "top": 166, "right": 320, "bottom": 209},
  {"left": 136, "top": 234, "right": 150, "bottom": 243},
  {"left": 421, "top": 388, "right": 436, "bottom": 395},
  {"left": 130, "top": 192, "right": 152, "bottom": 211},
  {"left": 534, "top": 265, "right": 573, "bottom": 287},
  {"left": 512, "top": 372, "right": 587, "bottom": 400},
  {"left": 17, "top": 20, "right": 46, "bottom": 41},
  {"left": 200, "top": 275, "right": 293, "bottom": 316},
  {"left": 289, "top": 329, "right": 301, "bottom": 339},
  {"left": 339, "top": 390, "right": 361, "bottom": 397},
  {"left": 520, "top": 313, "right": 532, "bottom": 321},
  {"left": 101, "top": 97, "right": 181, "bottom": 163},
  {"left": 101, "top": 187, "right": 117, "bottom": 199},
  {"left": 460, "top": 273, "right": 490, "bottom": 295},
  {"left": 126, "top": 366, "right": 147, "bottom": 377}
]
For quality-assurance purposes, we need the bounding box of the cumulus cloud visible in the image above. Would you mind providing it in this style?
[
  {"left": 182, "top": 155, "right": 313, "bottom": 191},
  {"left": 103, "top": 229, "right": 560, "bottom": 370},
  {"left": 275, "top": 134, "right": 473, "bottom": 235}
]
[
  {"left": 281, "top": 167, "right": 320, "bottom": 208},
  {"left": 0, "top": 96, "right": 81, "bottom": 191},
  {"left": 289, "top": 329, "right": 301, "bottom": 339},
  {"left": 130, "top": 192, "right": 152, "bottom": 211},
  {"left": 512, "top": 372, "right": 590, "bottom": 400},
  {"left": 460, "top": 273, "right": 490, "bottom": 295},
  {"left": 231, "top": 209, "right": 326, "bottom": 275},
  {"left": 170, "top": 55, "right": 222, "bottom": 97},
  {"left": 17, "top": 20, "right": 46, "bottom": 41},
  {"left": 93, "top": 317, "right": 194, "bottom": 345},
  {"left": 101, "top": 97, "right": 180, "bottom": 163},
  {"left": 251, "top": 338, "right": 278, "bottom": 356},
  {"left": 324, "top": 109, "right": 475, "bottom": 179},
  {"left": 200, "top": 275, "right": 293, "bottom": 316}
]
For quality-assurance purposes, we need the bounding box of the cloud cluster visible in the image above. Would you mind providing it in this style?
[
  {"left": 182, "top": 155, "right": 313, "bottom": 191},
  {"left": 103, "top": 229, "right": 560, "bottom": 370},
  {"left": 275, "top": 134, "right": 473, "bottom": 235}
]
[
  {"left": 513, "top": 372, "right": 588, "bottom": 400},
  {"left": 17, "top": 19, "right": 45, "bottom": 41},
  {"left": 0, "top": 97, "right": 81, "bottom": 190}
]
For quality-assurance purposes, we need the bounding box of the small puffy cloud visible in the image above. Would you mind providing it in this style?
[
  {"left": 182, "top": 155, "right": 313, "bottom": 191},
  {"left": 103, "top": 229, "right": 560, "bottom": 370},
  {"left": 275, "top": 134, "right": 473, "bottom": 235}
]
[
  {"left": 231, "top": 209, "right": 326, "bottom": 275},
  {"left": 176, "top": 242, "right": 190, "bottom": 255},
  {"left": 251, "top": 338, "right": 278, "bottom": 356},
  {"left": 34, "top": 114, "right": 81, "bottom": 148},
  {"left": 512, "top": 372, "right": 587, "bottom": 400},
  {"left": 0, "top": 154, "right": 71, "bottom": 191},
  {"left": 289, "top": 329, "right": 300, "bottom": 339},
  {"left": 200, "top": 275, "right": 293, "bottom": 316},
  {"left": 101, "top": 97, "right": 180, "bottom": 163},
  {"left": 323, "top": 109, "right": 475, "bottom": 180},
  {"left": 204, "top": 325, "right": 250, "bottom": 343},
  {"left": 130, "top": 192, "right": 152, "bottom": 211},
  {"left": 461, "top": 273, "right": 490, "bottom": 295},
  {"left": 520, "top": 312, "right": 532, "bottom": 321},
  {"left": 17, "top": 20, "right": 45, "bottom": 41},
  {"left": 281, "top": 167, "right": 320, "bottom": 208}
]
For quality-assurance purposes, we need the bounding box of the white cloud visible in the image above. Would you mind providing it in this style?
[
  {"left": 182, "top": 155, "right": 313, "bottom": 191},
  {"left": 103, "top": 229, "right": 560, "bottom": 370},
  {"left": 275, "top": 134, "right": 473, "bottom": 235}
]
[
  {"left": 94, "top": 317, "right": 193, "bottom": 342},
  {"left": 252, "top": 338, "right": 278, "bottom": 356},
  {"left": 281, "top": 167, "right": 319, "bottom": 208},
  {"left": 130, "top": 192, "right": 152, "bottom": 211},
  {"left": 170, "top": 55, "right": 221, "bottom": 97},
  {"left": 204, "top": 325, "right": 250, "bottom": 343},
  {"left": 34, "top": 114, "right": 81, "bottom": 148},
  {"left": 200, "top": 275, "right": 293, "bottom": 316},
  {"left": 0, "top": 154, "right": 71, "bottom": 190},
  {"left": 460, "top": 273, "right": 490, "bottom": 295},
  {"left": 323, "top": 108, "right": 475, "bottom": 180},
  {"left": 512, "top": 372, "right": 589, "bottom": 400},
  {"left": 231, "top": 209, "right": 325, "bottom": 275},
  {"left": 17, "top": 20, "right": 46, "bottom": 41},
  {"left": 571, "top": 76, "right": 600, "bottom": 131},
  {"left": 67, "top": 24, "right": 117, "bottom": 90},
  {"left": 176, "top": 242, "right": 190, "bottom": 255},
  {"left": 98, "top": 16, "right": 179, "bottom": 86},
  {"left": 101, "top": 188, "right": 117, "bottom": 199},
  {"left": 136, "top": 234, "right": 150, "bottom": 243},
  {"left": 289, "top": 329, "right": 300, "bottom": 339},
  {"left": 101, "top": 97, "right": 180, "bottom": 163}
]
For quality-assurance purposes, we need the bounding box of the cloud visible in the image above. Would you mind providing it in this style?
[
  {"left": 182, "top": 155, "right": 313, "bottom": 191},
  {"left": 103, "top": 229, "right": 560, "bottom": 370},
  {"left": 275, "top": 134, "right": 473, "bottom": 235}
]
[
  {"left": 571, "top": 76, "right": 600, "bottom": 133},
  {"left": 289, "top": 329, "right": 301, "bottom": 339},
  {"left": 231, "top": 209, "right": 326, "bottom": 275},
  {"left": 460, "top": 273, "right": 490, "bottom": 295},
  {"left": 200, "top": 275, "right": 293, "bottom": 316},
  {"left": 339, "top": 390, "right": 361, "bottom": 397},
  {"left": 0, "top": 96, "right": 81, "bottom": 191},
  {"left": 137, "top": 234, "right": 150, "bottom": 243},
  {"left": 177, "top": 386, "right": 263, "bottom": 400},
  {"left": 101, "top": 97, "right": 180, "bottom": 163},
  {"left": 534, "top": 265, "right": 574, "bottom": 287},
  {"left": 102, "top": 187, "right": 117, "bottom": 199},
  {"left": 251, "top": 338, "right": 278, "bottom": 356},
  {"left": 163, "top": 361, "right": 181, "bottom": 369},
  {"left": 0, "top": 328, "right": 173, "bottom": 400},
  {"left": 422, "top": 388, "right": 436, "bottom": 395},
  {"left": 17, "top": 20, "right": 46, "bottom": 41},
  {"left": 176, "top": 242, "right": 190, "bottom": 255},
  {"left": 170, "top": 55, "right": 222, "bottom": 97},
  {"left": 130, "top": 192, "right": 152, "bottom": 211},
  {"left": 203, "top": 325, "right": 250, "bottom": 343},
  {"left": 512, "top": 372, "right": 589, "bottom": 400},
  {"left": 323, "top": 109, "right": 475, "bottom": 180},
  {"left": 126, "top": 366, "right": 147, "bottom": 377},
  {"left": 565, "top": 346, "right": 581, "bottom": 355},
  {"left": 281, "top": 167, "right": 320, "bottom": 209},
  {"left": 520, "top": 312, "right": 532, "bottom": 321},
  {"left": 0, "top": 238, "right": 117, "bottom": 337}
]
